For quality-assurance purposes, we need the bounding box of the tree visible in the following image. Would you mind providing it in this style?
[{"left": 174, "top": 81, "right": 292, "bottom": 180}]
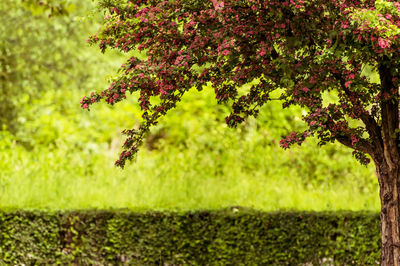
[
  {"left": 0, "top": 0, "right": 93, "bottom": 135},
  {"left": 82, "top": 0, "right": 400, "bottom": 264}
]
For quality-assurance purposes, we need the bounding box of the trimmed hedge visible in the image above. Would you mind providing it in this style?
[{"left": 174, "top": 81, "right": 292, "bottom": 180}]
[{"left": 0, "top": 208, "right": 380, "bottom": 265}]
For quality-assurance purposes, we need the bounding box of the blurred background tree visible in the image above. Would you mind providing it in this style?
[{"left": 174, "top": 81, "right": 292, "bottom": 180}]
[
  {"left": 0, "top": 0, "right": 105, "bottom": 142},
  {"left": 2, "top": 0, "right": 71, "bottom": 132}
]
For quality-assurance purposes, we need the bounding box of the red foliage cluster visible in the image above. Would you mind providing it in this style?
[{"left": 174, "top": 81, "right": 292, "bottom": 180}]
[{"left": 81, "top": 0, "right": 400, "bottom": 168}]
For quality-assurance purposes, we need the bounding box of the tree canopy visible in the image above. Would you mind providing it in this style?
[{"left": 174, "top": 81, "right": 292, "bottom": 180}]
[{"left": 82, "top": 0, "right": 400, "bottom": 168}]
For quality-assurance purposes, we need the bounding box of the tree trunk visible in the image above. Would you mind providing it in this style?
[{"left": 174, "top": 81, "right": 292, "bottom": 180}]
[{"left": 377, "top": 161, "right": 400, "bottom": 266}]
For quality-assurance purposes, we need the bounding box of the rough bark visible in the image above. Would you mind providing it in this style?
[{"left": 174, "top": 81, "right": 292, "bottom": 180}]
[{"left": 376, "top": 159, "right": 400, "bottom": 266}]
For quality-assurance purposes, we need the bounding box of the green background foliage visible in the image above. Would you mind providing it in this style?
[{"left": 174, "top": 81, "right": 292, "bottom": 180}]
[
  {"left": 0, "top": 0, "right": 92, "bottom": 134},
  {"left": 0, "top": 209, "right": 380, "bottom": 265}
]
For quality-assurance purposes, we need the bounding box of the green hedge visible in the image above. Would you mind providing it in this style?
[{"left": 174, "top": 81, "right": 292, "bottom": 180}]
[{"left": 0, "top": 208, "right": 380, "bottom": 265}]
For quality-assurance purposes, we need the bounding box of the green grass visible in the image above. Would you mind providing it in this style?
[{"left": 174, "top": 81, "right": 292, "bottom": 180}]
[{"left": 0, "top": 141, "right": 379, "bottom": 211}]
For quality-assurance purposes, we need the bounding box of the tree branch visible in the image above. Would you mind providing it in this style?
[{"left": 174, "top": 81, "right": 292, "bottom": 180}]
[
  {"left": 332, "top": 72, "right": 384, "bottom": 155},
  {"left": 335, "top": 134, "right": 374, "bottom": 155}
]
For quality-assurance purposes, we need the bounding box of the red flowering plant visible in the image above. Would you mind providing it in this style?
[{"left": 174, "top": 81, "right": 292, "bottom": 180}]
[{"left": 82, "top": 0, "right": 400, "bottom": 263}]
